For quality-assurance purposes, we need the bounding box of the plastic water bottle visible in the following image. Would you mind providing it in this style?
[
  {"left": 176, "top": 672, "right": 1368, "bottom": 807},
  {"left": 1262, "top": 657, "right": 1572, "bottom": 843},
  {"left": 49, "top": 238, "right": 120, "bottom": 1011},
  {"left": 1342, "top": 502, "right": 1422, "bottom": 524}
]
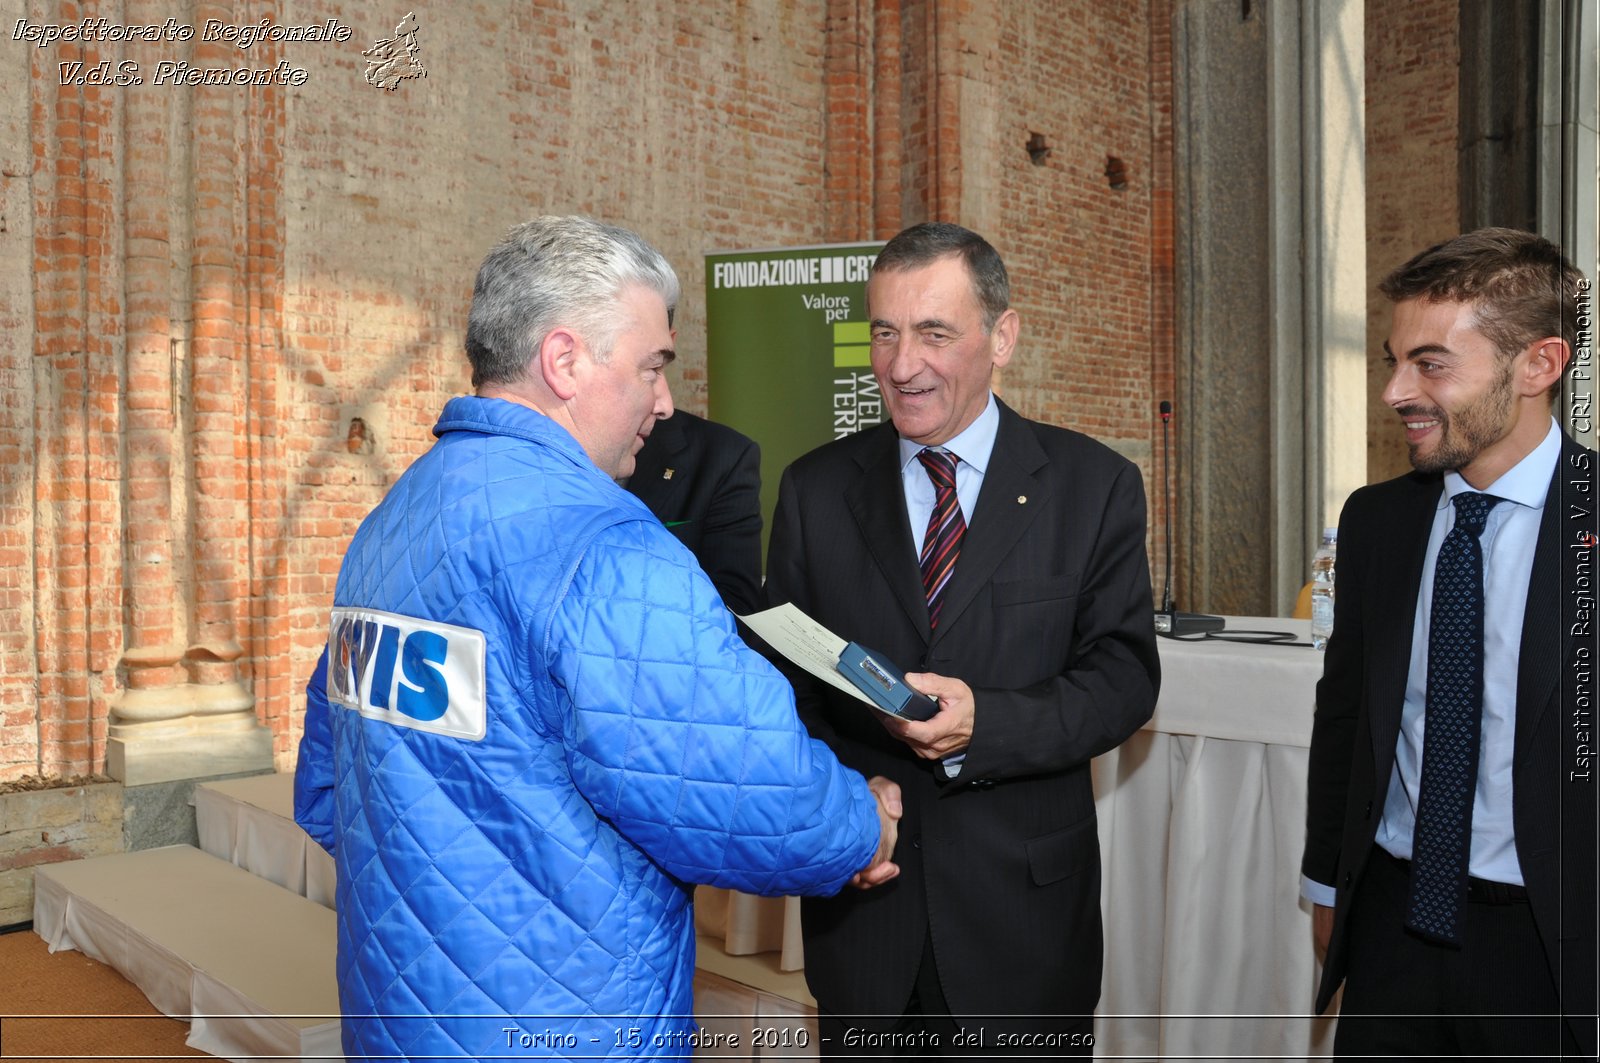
[{"left": 1310, "top": 528, "right": 1337, "bottom": 650}]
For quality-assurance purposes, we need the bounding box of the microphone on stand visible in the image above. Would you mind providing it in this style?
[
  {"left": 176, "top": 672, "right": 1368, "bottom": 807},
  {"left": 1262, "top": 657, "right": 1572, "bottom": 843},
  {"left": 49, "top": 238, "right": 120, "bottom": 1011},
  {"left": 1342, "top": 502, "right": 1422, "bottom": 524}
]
[{"left": 1154, "top": 399, "right": 1224, "bottom": 638}]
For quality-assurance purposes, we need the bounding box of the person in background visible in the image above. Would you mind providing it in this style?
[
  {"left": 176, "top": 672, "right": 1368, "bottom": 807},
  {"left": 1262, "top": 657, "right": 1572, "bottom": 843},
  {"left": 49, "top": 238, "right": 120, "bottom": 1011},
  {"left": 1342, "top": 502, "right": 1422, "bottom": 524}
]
[
  {"left": 625, "top": 409, "right": 763, "bottom": 616},
  {"left": 1303, "top": 227, "right": 1596, "bottom": 1058},
  {"left": 765, "top": 221, "right": 1160, "bottom": 1055},
  {"left": 295, "top": 215, "right": 902, "bottom": 1062}
]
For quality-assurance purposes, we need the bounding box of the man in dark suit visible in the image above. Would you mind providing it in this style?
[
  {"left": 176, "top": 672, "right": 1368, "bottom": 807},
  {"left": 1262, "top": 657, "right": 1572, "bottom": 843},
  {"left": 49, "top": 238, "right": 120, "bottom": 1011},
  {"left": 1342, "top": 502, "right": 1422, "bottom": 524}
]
[
  {"left": 625, "top": 409, "right": 764, "bottom": 616},
  {"left": 1303, "top": 228, "right": 1597, "bottom": 1058},
  {"left": 765, "top": 222, "right": 1160, "bottom": 1055}
]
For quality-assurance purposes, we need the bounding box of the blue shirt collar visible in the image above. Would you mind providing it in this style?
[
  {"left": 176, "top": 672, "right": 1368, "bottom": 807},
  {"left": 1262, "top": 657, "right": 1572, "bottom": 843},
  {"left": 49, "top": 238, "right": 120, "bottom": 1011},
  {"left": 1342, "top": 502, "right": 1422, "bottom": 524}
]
[
  {"left": 1440, "top": 417, "right": 1560, "bottom": 511},
  {"left": 896, "top": 392, "right": 1000, "bottom": 474}
]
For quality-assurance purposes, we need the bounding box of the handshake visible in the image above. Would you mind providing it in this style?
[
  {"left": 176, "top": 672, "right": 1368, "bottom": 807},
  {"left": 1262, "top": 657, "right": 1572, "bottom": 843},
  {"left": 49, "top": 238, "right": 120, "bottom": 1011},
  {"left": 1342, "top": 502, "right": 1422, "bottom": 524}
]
[
  {"left": 849, "top": 776, "right": 904, "bottom": 890},
  {"left": 843, "top": 671, "right": 980, "bottom": 890},
  {"left": 847, "top": 670, "right": 976, "bottom": 889}
]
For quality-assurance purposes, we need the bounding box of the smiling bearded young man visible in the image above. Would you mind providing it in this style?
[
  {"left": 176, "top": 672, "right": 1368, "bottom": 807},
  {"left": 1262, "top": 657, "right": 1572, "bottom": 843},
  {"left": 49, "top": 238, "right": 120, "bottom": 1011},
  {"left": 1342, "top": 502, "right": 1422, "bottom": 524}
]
[
  {"left": 1302, "top": 227, "right": 1597, "bottom": 1060},
  {"left": 764, "top": 221, "right": 1160, "bottom": 1056}
]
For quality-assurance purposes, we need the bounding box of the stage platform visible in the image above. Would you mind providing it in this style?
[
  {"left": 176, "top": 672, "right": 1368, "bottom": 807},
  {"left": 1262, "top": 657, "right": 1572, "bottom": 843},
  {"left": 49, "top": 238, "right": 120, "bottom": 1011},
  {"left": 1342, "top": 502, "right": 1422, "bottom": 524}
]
[
  {"left": 33, "top": 844, "right": 341, "bottom": 1061},
  {"left": 193, "top": 772, "right": 334, "bottom": 907}
]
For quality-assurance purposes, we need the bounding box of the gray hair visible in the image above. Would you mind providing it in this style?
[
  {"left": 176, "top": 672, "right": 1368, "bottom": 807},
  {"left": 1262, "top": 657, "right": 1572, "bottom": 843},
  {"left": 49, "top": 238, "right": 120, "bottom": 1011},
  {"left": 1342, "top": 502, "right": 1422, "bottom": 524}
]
[{"left": 465, "top": 216, "right": 680, "bottom": 387}]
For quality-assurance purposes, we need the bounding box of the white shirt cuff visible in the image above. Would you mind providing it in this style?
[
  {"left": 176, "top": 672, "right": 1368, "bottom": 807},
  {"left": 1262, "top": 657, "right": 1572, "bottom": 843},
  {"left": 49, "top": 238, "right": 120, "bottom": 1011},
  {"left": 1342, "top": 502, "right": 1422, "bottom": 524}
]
[{"left": 1300, "top": 874, "right": 1337, "bottom": 908}]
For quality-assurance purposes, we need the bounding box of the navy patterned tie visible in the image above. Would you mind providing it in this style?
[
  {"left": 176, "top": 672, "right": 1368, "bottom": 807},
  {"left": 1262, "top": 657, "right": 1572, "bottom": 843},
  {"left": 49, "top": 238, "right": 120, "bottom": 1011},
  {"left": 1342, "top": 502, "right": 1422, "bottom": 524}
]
[
  {"left": 917, "top": 449, "right": 965, "bottom": 630},
  {"left": 1405, "top": 491, "right": 1501, "bottom": 946}
]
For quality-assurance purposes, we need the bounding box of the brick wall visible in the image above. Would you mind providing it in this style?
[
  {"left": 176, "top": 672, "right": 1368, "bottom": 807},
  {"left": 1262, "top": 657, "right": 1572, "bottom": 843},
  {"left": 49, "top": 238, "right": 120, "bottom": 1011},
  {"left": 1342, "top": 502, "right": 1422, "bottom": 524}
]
[
  {"left": 273, "top": 0, "right": 853, "bottom": 763},
  {"left": 0, "top": 1, "right": 1491, "bottom": 784},
  {"left": 990, "top": 0, "right": 1173, "bottom": 564},
  {"left": 0, "top": 781, "right": 122, "bottom": 924},
  {"left": 1364, "top": 0, "right": 1460, "bottom": 483},
  {"left": 26, "top": 9, "right": 124, "bottom": 779},
  {"left": 2, "top": 0, "right": 1178, "bottom": 781},
  {"left": 0, "top": 4, "right": 38, "bottom": 779}
]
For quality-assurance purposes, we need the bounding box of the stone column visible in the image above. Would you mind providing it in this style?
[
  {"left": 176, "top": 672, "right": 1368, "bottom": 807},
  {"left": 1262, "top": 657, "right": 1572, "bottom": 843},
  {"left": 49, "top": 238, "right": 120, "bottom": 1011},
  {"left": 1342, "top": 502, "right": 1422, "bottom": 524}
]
[
  {"left": 1174, "top": 0, "right": 1365, "bottom": 616},
  {"left": 1545, "top": 0, "right": 1596, "bottom": 451},
  {"left": 110, "top": 0, "right": 188, "bottom": 768},
  {"left": 106, "top": 0, "right": 272, "bottom": 787},
  {"left": 1458, "top": 0, "right": 1542, "bottom": 234},
  {"left": 1295, "top": 0, "right": 1367, "bottom": 603},
  {"left": 1173, "top": 0, "right": 1276, "bottom": 616}
]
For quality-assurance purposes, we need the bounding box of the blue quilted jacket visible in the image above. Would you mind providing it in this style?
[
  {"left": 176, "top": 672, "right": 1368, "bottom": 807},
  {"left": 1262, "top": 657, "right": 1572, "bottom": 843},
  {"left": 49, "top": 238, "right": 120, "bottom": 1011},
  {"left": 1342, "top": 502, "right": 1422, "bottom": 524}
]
[{"left": 295, "top": 396, "right": 878, "bottom": 1061}]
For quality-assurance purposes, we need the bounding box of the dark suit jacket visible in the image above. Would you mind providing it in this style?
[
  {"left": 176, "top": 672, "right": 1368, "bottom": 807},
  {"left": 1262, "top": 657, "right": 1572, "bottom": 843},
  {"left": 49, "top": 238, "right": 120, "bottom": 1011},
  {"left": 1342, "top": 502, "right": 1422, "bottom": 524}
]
[
  {"left": 1303, "top": 431, "right": 1597, "bottom": 1053},
  {"left": 625, "top": 410, "right": 763, "bottom": 616},
  {"left": 765, "top": 399, "right": 1160, "bottom": 1024}
]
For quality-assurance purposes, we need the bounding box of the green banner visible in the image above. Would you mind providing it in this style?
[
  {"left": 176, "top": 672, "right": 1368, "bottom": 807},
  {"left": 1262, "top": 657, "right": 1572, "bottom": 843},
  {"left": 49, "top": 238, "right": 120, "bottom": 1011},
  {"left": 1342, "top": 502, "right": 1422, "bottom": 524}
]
[{"left": 705, "top": 242, "right": 885, "bottom": 548}]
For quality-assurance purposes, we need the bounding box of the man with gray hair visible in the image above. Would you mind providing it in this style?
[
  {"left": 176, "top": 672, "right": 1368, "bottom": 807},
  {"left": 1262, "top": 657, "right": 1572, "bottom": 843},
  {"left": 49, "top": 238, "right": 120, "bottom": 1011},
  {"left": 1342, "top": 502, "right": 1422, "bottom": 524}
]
[
  {"left": 296, "top": 216, "right": 901, "bottom": 1061},
  {"left": 766, "top": 221, "right": 1159, "bottom": 1054}
]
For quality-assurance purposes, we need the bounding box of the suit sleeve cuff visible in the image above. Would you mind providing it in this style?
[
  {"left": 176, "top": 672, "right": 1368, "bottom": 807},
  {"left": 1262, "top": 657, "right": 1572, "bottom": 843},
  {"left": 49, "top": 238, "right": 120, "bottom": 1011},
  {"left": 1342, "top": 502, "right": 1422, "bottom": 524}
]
[{"left": 1300, "top": 874, "right": 1337, "bottom": 907}]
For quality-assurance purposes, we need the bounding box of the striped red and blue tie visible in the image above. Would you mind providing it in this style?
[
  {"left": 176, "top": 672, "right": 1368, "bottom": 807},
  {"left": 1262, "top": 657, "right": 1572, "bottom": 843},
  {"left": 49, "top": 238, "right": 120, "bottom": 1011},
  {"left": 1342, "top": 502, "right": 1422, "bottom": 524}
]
[{"left": 917, "top": 448, "right": 966, "bottom": 630}]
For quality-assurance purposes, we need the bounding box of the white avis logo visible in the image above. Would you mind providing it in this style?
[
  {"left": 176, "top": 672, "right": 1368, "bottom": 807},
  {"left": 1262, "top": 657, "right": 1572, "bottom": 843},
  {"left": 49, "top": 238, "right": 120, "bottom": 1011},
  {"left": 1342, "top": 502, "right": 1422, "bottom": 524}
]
[{"left": 326, "top": 608, "right": 487, "bottom": 741}]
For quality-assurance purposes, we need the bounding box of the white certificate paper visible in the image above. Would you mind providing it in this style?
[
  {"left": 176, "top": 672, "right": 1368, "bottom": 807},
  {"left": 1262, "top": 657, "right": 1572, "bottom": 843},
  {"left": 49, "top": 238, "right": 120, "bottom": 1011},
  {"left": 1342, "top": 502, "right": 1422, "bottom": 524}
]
[{"left": 737, "top": 603, "right": 876, "bottom": 707}]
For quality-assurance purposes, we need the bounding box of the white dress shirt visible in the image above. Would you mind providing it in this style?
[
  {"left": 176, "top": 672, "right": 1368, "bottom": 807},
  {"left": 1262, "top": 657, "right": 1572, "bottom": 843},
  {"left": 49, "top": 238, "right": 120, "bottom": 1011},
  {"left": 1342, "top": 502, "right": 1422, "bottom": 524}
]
[
  {"left": 1303, "top": 418, "right": 1560, "bottom": 907},
  {"left": 896, "top": 392, "right": 1000, "bottom": 776},
  {"left": 1375, "top": 418, "right": 1560, "bottom": 884},
  {"left": 899, "top": 392, "right": 999, "bottom": 555}
]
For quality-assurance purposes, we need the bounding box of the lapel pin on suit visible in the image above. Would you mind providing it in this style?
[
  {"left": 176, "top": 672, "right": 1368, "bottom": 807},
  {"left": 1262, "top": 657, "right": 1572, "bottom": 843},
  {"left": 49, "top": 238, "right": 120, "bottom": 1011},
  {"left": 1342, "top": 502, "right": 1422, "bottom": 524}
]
[{"left": 662, "top": 468, "right": 674, "bottom": 480}]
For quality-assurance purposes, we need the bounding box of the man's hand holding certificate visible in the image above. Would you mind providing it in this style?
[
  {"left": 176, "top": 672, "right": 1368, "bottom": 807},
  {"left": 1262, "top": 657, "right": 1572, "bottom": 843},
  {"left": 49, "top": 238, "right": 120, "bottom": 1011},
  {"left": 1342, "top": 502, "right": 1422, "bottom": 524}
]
[
  {"left": 739, "top": 603, "right": 972, "bottom": 771},
  {"left": 874, "top": 670, "right": 975, "bottom": 763},
  {"left": 740, "top": 604, "right": 938, "bottom": 720}
]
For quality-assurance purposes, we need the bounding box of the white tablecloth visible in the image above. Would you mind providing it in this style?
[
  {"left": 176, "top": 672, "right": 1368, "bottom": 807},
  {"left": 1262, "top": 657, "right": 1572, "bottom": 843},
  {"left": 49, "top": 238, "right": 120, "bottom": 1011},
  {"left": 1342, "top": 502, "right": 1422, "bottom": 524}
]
[
  {"left": 1094, "top": 616, "right": 1338, "bottom": 1060},
  {"left": 702, "top": 617, "right": 1338, "bottom": 1059}
]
